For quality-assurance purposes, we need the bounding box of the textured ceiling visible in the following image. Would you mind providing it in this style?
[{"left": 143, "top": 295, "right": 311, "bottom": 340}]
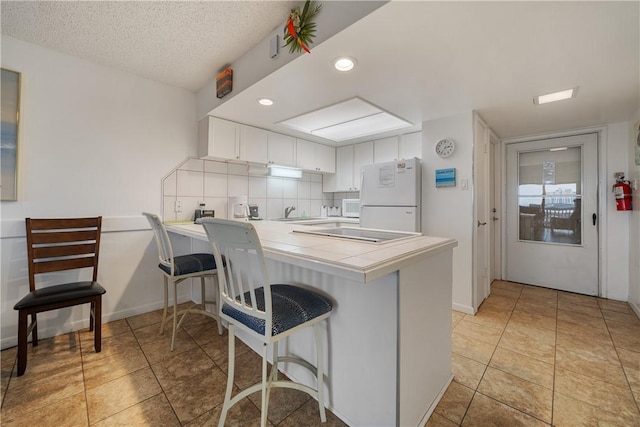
[{"left": 1, "top": 1, "right": 297, "bottom": 92}]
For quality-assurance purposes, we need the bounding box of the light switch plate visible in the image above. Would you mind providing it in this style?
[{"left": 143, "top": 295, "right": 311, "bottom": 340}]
[{"left": 461, "top": 179, "right": 468, "bottom": 190}]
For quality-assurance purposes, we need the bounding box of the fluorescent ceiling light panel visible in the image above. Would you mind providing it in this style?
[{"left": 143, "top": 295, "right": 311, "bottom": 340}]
[
  {"left": 277, "top": 97, "right": 411, "bottom": 142},
  {"left": 534, "top": 87, "right": 577, "bottom": 105}
]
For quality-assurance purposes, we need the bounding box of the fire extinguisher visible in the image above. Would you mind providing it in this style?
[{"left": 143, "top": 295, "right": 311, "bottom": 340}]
[{"left": 612, "top": 176, "right": 633, "bottom": 211}]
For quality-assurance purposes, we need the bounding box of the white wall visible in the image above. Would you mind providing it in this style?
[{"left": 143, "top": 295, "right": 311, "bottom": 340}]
[
  {"left": 0, "top": 37, "right": 197, "bottom": 348},
  {"left": 422, "top": 112, "right": 475, "bottom": 313},
  {"left": 603, "top": 122, "right": 631, "bottom": 300},
  {"left": 628, "top": 113, "right": 640, "bottom": 316}
]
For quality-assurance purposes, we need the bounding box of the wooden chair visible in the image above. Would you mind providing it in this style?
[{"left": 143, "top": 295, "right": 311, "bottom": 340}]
[
  {"left": 14, "top": 217, "right": 106, "bottom": 376},
  {"left": 200, "top": 218, "right": 333, "bottom": 427},
  {"left": 142, "top": 212, "right": 223, "bottom": 351}
]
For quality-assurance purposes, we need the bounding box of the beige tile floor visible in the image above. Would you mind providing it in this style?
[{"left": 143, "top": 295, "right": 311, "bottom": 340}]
[
  {"left": 428, "top": 280, "right": 640, "bottom": 427},
  {"left": 1, "top": 281, "right": 639, "bottom": 426}
]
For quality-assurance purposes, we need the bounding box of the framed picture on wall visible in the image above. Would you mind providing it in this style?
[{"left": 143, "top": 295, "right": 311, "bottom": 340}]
[{"left": 1, "top": 68, "right": 21, "bottom": 201}]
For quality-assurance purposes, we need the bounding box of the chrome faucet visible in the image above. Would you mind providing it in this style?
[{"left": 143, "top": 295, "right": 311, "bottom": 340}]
[{"left": 284, "top": 206, "right": 296, "bottom": 218}]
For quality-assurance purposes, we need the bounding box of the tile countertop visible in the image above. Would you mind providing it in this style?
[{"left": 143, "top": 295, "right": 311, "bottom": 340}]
[{"left": 166, "top": 221, "right": 457, "bottom": 283}]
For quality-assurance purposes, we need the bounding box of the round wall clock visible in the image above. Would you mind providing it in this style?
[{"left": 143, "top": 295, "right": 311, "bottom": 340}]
[{"left": 435, "top": 138, "right": 456, "bottom": 158}]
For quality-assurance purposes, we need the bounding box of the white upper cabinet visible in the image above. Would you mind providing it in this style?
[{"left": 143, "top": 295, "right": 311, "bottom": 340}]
[
  {"left": 198, "top": 116, "right": 239, "bottom": 161},
  {"left": 267, "top": 132, "right": 296, "bottom": 167},
  {"left": 239, "top": 125, "right": 268, "bottom": 163},
  {"left": 399, "top": 132, "right": 422, "bottom": 159},
  {"left": 373, "top": 136, "right": 399, "bottom": 163},
  {"left": 296, "top": 139, "right": 336, "bottom": 173},
  {"left": 352, "top": 141, "right": 374, "bottom": 190},
  {"left": 335, "top": 145, "right": 355, "bottom": 191}
]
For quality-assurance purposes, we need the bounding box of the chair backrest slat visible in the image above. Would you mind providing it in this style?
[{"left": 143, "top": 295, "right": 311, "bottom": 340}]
[
  {"left": 201, "top": 219, "right": 272, "bottom": 335},
  {"left": 141, "top": 212, "right": 174, "bottom": 274},
  {"left": 33, "top": 257, "right": 96, "bottom": 275},
  {"left": 25, "top": 217, "right": 102, "bottom": 291}
]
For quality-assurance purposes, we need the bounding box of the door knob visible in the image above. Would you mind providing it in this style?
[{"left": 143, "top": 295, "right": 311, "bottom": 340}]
[
  {"left": 477, "top": 220, "right": 487, "bottom": 227},
  {"left": 492, "top": 216, "right": 499, "bottom": 221},
  {"left": 592, "top": 213, "right": 597, "bottom": 226}
]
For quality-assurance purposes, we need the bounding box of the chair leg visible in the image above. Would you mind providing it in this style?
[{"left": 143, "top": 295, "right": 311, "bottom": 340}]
[
  {"left": 17, "top": 310, "right": 28, "bottom": 376},
  {"left": 218, "top": 325, "right": 236, "bottom": 427},
  {"left": 89, "top": 301, "right": 95, "bottom": 332},
  {"left": 314, "top": 323, "right": 327, "bottom": 422},
  {"left": 31, "top": 313, "right": 38, "bottom": 346},
  {"left": 260, "top": 343, "right": 269, "bottom": 427},
  {"left": 214, "top": 275, "right": 223, "bottom": 336},
  {"left": 94, "top": 297, "right": 103, "bottom": 353},
  {"left": 160, "top": 275, "right": 169, "bottom": 335},
  {"left": 170, "top": 280, "right": 178, "bottom": 351}
]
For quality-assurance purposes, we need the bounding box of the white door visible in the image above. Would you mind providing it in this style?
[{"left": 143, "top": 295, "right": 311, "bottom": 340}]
[
  {"left": 474, "top": 118, "right": 490, "bottom": 309},
  {"left": 506, "top": 133, "right": 599, "bottom": 295}
]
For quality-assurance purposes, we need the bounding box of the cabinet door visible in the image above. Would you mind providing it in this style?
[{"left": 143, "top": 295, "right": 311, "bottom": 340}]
[
  {"left": 374, "top": 136, "right": 398, "bottom": 163},
  {"left": 399, "top": 132, "right": 422, "bottom": 159},
  {"left": 198, "top": 116, "right": 239, "bottom": 160},
  {"left": 268, "top": 132, "right": 296, "bottom": 166},
  {"left": 352, "top": 141, "right": 374, "bottom": 191},
  {"left": 316, "top": 143, "right": 336, "bottom": 173},
  {"left": 239, "top": 125, "right": 268, "bottom": 163},
  {"left": 335, "top": 145, "right": 354, "bottom": 191},
  {"left": 296, "top": 139, "right": 316, "bottom": 170}
]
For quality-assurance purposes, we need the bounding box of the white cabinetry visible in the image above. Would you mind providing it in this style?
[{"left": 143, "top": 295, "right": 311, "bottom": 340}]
[
  {"left": 353, "top": 141, "right": 374, "bottom": 190},
  {"left": 239, "top": 125, "right": 268, "bottom": 163},
  {"left": 335, "top": 145, "right": 355, "bottom": 191},
  {"left": 268, "top": 132, "right": 296, "bottom": 166},
  {"left": 198, "top": 116, "right": 239, "bottom": 160},
  {"left": 324, "top": 141, "right": 373, "bottom": 192},
  {"left": 296, "top": 139, "right": 336, "bottom": 173},
  {"left": 374, "top": 136, "right": 399, "bottom": 163},
  {"left": 399, "top": 132, "right": 422, "bottom": 159}
]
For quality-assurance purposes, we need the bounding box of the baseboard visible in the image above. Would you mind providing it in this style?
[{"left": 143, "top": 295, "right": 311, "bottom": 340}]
[
  {"left": 418, "top": 374, "right": 454, "bottom": 427},
  {"left": 452, "top": 302, "right": 475, "bottom": 315}
]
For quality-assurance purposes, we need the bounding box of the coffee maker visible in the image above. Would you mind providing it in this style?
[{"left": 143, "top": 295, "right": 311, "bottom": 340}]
[{"left": 228, "top": 196, "right": 250, "bottom": 221}]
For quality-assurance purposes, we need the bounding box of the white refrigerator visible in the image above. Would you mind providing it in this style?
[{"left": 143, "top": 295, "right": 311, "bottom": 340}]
[{"left": 359, "top": 158, "right": 421, "bottom": 232}]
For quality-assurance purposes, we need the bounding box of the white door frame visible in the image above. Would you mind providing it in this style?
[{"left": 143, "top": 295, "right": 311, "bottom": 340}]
[
  {"left": 500, "top": 125, "right": 608, "bottom": 297},
  {"left": 490, "top": 130, "right": 502, "bottom": 282}
]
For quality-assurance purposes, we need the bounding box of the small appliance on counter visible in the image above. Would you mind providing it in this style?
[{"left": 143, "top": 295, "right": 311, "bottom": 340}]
[
  {"left": 229, "top": 196, "right": 250, "bottom": 222},
  {"left": 328, "top": 206, "right": 342, "bottom": 217},
  {"left": 194, "top": 203, "right": 215, "bottom": 223},
  {"left": 342, "top": 199, "right": 360, "bottom": 218},
  {"left": 248, "top": 204, "right": 261, "bottom": 220}
]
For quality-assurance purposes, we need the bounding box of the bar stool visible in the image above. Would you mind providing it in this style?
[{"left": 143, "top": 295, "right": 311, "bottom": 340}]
[
  {"left": 201, "top": 218, "right": 333, "bottom": 427},
  {"left": 143, "top": 212, "right": 223, "bottom": 350}
]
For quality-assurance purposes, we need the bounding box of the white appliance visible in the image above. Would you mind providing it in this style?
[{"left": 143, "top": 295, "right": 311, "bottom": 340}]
[
  {"left": 342, "top": 199, "right": 360, "bottom": 218},
  {"left": 359, "top": 158, "right": 421, "bottom": 232},
  {"left": 228, "top": 196, "right": 249, "bottom": 221}
]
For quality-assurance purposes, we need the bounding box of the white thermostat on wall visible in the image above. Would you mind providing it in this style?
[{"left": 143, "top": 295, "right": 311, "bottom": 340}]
[{"left": 434, "top": 138, "right": 456, "bottom": 158}]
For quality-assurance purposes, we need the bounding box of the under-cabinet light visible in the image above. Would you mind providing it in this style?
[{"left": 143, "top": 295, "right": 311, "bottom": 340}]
[
  {"left": 534, "top": 87, "right": 578, "bottom": 105},
  {"left": 268, "top": 165, "right": 302, "bottom": 179}
]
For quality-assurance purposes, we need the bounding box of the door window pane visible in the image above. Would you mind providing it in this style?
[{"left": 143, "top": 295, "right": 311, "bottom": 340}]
[{"left": 518, "top": 147, "right": 582, "bottom": 245}]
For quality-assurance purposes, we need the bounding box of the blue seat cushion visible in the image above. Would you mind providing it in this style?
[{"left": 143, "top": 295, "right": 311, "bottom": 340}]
[
  {"left": 159, "top": 253, "right": 217, "bottom": 276},
  {"left": 222, "top": 285, "right": 333, "bottom": 336},
  {"left": 14, "top": 281, "right": 106, "bottom": 310}
]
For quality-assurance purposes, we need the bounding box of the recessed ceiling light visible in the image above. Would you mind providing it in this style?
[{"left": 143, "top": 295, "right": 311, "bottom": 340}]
[
  {"left": 258, "top": 98, "right": 274, "bottom": 106},
  {"left": 534, "top": 87, "right": 578, "bottom": 105},
  {"left": 334, "top": 57, "right": 356, "bottom": 72}
]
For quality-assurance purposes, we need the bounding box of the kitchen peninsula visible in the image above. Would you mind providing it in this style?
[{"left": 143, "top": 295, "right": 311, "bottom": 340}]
[{"left": 167, "top": 221, "right": 457, "bottom": 427}]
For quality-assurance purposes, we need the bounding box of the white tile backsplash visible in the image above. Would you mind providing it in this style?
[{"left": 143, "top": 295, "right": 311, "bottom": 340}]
[{"left": 163, "top": 159, "right": 333, "bottom": 221}]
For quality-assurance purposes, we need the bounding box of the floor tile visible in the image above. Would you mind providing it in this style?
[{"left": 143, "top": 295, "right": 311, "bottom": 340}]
[
  {"left": 136, "top": 325, "right": 200, "bottom": 365},
  {"left": 480, "top": 294, "right": 518, "bottom": 311},
  {"left": 606, "top": 319, "right": 640, "bottom": 351},
  {"left": 509, "top": 309, "right": 556, "bottom": 332},
  {"left": 23, "top": 332, "right": 81, "bottom": 360},
  {"left": 461, "top": 392, "right": 549, "bottom": 427},
  {"left": 491, "top": 280, "right": 524, "bottom": 292},
  {"left": 463, "top": 308, "right": 510, "bottom": 330},
  {"left": 200, "top": 331, "right": 252, "bottom": 369},
  {"left": 556, "top": 316, "right": 612, "bottom": 344},
  {"left": 163, "top": 364, "right": 228, "bottom": 424},
  {"left": 182, "top": 316, "right": 224, "bottom": 346},
  {"left": 185, "top": 397, "right": 270, "bottom": 427},
  {"left": 557, "top": 299, "right": 603, "bottom": 318},
  {"left": 248, "top": 387, "right": 311, "bottom": 426},
  {"left": 557, "top": 291, "right": 599, "bottom": 308},
  {"left": 451, "top": 353, "right": 487, "bottom": 390},
  {"left": 616, "top": 347, "right": 640, "bottom": 391},
  {"left": 78, "top": 318, "right": 132, "bottom": 341},
  {"left": 489, "top": 347, "right": 554, "bottom": 389},
  {"left": 490, "top": 286, "right": 522, "bottom": 300},
  {"left": 498, "top": 323, "right": 555, "bottom": 365},
  {"left": 1, "top": 391, "right": 88, "bottom": 427},
  {"left": 513, "top": 299, "right": 557, "bottom": 318},
  {"left": 151, "top": 346, "right": 216, "bottom": 390},
  {"left": 126, "top": 307, "right": 166, "bottom": 330},
  {"left": 278, "top": 397, "right": 349, "bottom": 427},
  {"left": 454, "top": 317, "right": 504, "bottom": 346},
  {"left": 452, "top": 310, "right": 465, "bottom": 328},
  {"left": 520, "top": 286, "right": 557, "bottom": 301},
  {"left": 83, "top": 346, "right": 150, "bottom": 390},
  {"left": 425, "top": 412, "right": 459, "bottom": 427},
  {"left": 553, "top": 391, "right": 640, "bottom": 427},
  {"left": 93, "top": 393, "right": 180, "bottom": 426},
  {"left": 452, "top": 331, "right": 496, "bottom": 365},
  {"left": 477, "top": 367, "right": 552, "bottom": 423},
  {"left": 601, "top": 308, "right": 640, "bottom": 324},
  {"left": 433, "top": 380, "right": 475, "bottom": 424},
  {"left": 80, "top": 329, "right": 141, "bottom": 362},
  {"left": 597, "top": 298, "right": 636, "bottom": 314},
  {"left": 86, "top": 367, "right": 162, "bottom": 424},
  {"left": 554, "top": 367, "right": 640, "bottom": 425}
]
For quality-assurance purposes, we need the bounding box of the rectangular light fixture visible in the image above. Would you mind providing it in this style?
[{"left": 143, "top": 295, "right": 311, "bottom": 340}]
[
  {"left": 277, "top": 97, "right": 412, "bottom": 142},
  {"left": 549, "top": 147, "right": 568, "bottom": 152},
  {"left": 534, "top": 87, "right": 578, "bottom": 105},
  {"left": 267, "top": 165, "right": 302, "bottom": 179}
]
